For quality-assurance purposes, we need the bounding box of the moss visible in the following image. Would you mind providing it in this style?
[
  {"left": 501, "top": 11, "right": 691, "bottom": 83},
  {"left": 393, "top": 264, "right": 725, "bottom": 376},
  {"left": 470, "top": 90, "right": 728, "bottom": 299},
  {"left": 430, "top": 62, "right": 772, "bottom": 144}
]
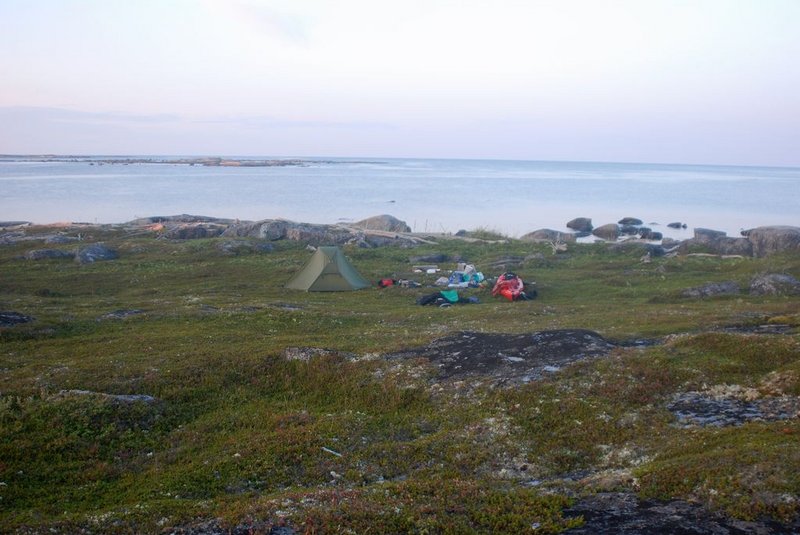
[{"left": 1, "top": 231, "right": 799, "bottom": 530}]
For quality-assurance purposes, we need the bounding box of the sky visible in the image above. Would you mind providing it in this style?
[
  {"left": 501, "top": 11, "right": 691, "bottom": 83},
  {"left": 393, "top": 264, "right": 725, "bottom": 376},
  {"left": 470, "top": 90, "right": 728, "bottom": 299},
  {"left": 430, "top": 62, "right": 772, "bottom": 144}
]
[{"left": 0, "top": 0, "right": 798, "bottom": 165}]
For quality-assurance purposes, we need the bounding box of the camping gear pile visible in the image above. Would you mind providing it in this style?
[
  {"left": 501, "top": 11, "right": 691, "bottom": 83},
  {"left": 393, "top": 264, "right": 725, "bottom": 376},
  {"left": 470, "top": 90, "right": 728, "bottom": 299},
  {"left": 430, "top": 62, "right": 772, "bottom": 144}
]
[
  {"left": 417, "top": 289, "right": 480, "bottom": 307},
  {"left": 285, "top": 246, "right": 537, "bottom": 304},
  {"left": 491, "top": 272, "right": 536, "bottom": 301},
  {"left": 443, "top": 263, "right": 485, "bottom": 288}
]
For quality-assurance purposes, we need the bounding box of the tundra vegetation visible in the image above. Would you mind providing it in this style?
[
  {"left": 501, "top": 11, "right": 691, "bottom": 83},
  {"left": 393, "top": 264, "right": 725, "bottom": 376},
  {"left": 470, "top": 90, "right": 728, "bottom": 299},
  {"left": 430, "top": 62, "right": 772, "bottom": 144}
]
[{"left": 1, "top": 225, "right": 799, "bottom": 533}]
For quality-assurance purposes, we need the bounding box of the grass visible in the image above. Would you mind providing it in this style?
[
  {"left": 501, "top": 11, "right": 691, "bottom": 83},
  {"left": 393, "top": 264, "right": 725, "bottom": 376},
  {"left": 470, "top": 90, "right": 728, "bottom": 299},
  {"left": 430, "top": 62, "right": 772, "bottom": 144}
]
[{"left": 1, "top": 226, "right": 799, "bottom": 532}]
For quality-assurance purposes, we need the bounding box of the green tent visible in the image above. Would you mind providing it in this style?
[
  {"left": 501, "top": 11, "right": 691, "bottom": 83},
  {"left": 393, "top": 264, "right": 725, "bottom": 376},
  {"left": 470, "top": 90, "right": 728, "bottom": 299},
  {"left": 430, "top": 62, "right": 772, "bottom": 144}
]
[{"left": 286, "top": 246, "right": 370, "bottom": 291}]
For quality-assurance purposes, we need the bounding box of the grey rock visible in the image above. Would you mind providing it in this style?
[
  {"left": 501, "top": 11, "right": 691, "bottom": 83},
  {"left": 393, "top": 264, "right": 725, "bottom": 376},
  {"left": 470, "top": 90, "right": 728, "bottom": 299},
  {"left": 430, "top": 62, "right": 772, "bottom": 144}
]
[
  {"left": 0, "top": 311, "right": 35, "bottom": 327},
  {"left": 714, "top": 237, "right": 753, "bottom": 255},
  {"left": 592, "top": 224, "right": 620, "bottom": 241},
  {"left": 75, "top": 243, "right": 118, "bottom": 264},
  {"left": 668, "top": 391, "right": 800, "bottom": 428},
  {"left": 129, "top": 214, "right": 237, "bottom": 225},
  {"left": 386, "top": 329, "right": 615, "bottom": 386},
  {"left": 639, "top": 230, "right": 663, "bottom": 241},
  {"left": 99, "top": 309, "right": 145, "bottom": 320},
  {"left": 618, "top": 217, "right": 643, "bottom": 226},
  {"left": 667, "top": 222, "right": 686, "bottom": 229},
  {"left": 25, "top": 249, "right": 75, "bottom": 260},
  {"left": 681, "top": 281, "right": 740, "bottom": 298},
  {"left": 520, "top": 229, "right": 577, "bottom": 242},
  {"left": 282, "top": 347, "right": 355, "bottom": 362},
  {"left": 564, "top": 491, "right": 800, "bottom": 534},
  {"left": 0, "top": 221, "right": 31, "bottom": 228},
  {"left": 163, "top": 224, "right": 225, "bottom": 240},
  {"left": 566, "top": 217, "right": 593, "bottom": 232},
  {"left": 743, "top": 225, "right": 800, "bottom": 257},
  {"left": 693, "top": 228, "right": 728, "bottom": 243},
  {"left": 678, "top": 228, "right": 754, "bottom": 256},
  {"left": 58, "top": 389, "right": 157, "bottom": 404},
  {"left": 353, "top": 214, "right": 411, "bottom": 233},
  {"left": 749, "top": 273, "right": 800, "bottom": 296},
  {"left": 44, "top": 235, "right": 79, "bottom": 244},
  {"left": 223, "top": 219, "right": 354, "bottom": 245}
]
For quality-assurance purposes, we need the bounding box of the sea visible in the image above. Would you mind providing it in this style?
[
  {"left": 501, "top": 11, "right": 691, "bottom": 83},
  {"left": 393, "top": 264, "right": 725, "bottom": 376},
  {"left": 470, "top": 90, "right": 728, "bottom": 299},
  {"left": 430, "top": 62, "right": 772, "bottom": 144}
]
[{"left": 1, "top": 156, "right": 799, "bottom": 241}]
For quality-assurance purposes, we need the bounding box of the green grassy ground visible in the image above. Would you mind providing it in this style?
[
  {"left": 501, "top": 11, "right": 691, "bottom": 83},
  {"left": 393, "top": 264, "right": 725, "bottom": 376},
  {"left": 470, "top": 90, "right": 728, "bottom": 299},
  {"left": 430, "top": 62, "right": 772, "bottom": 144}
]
[{"left": 1, "top": 227, "right": 799, "bottom": 533}]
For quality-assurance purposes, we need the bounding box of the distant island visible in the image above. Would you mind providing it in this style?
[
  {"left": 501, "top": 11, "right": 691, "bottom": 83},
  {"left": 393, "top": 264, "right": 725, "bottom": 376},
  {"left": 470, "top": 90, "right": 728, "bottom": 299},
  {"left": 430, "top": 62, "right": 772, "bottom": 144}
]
[{"left": 0, "top": 155, "right": 330, "bottom": 167}]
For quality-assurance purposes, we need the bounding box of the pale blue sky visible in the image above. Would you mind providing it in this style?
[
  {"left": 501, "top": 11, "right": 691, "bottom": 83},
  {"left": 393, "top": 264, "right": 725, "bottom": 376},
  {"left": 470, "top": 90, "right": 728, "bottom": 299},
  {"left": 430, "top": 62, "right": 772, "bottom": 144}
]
[{"left": 1, "top": 0, "right": 798, "bottom": 165}]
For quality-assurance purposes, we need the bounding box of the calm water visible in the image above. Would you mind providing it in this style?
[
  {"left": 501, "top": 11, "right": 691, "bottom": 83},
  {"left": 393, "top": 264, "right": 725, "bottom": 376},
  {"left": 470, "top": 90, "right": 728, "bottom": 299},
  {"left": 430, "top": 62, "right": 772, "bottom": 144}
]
[{"left": 1, "top": 157, "right": 798, "bottom": 239}]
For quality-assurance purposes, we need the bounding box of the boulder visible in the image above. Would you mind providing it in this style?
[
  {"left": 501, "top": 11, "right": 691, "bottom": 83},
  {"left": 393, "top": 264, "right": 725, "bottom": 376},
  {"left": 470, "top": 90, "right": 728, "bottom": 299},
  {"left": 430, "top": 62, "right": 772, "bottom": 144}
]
[
  {"left": 566, "top": 217, "right": 593, "bottom": 232},
  {"left": 520, "top": 229, "right": 577, "bottom": 243},
  {"left": 75, "top": 243, "right": 118, "bottom": 264},
  {"left": 0, "top": 311, "right": 34, "bottom": 327},
  {"left": 713, "top": 237, "right": 753, "bottom": 256},
  {"left": 678, "top": 235, "right": 753, "bottom": 256},
  {"left": 353, "top": 214, "right": 411, "bottom": 233},
  {"left": 619, "top": 225, "right": 639, "bottom": 236},
  {"left": 618, "top": 217, "right": 643, "bottom": 226},
  {"left": 677, "top": 228, "right": 753, "bottom": 256},
  {"left": 693, "top": 228, "right": 727, "bottom": 244},
  {"left": 749, "top": 273, "right": 800, "bottom": 296},
  {"left": 0, "top": 221, "right": 31, "bottom": 229},
  {"left": 129, "top": 214, "right": 237, "bottom": 225},
  {"left": 639, "top": 229, "right": 663, "bottom": 241},
  {"left": 681, "top": 281, "right": 740, "bottom": 298},
  {"left": 667, "top": 222, "right": 687, "bottom": 229},
  {"left": 285, "top": 224, "right": 352, "bottom": 244},
  {"left": 56, "top": 389, "right": 157, "bottom": 404},
  {"left": 222, "top": 220, "right": 344, "bottom": 244},
  {"left": 25, "top": 249, "right": 75, "bottom": 260},
  {"left": 743, "top": 226, "right": 800, "bottom": 257},
  {"left": 45, "top": 235, "right": 79, "bottom": 244},
  {"left": 162, "top": 224, "right": 225, "bottom": 240},
  {"left": 592, "top": 224, "right": 620, "bottom": 241}
]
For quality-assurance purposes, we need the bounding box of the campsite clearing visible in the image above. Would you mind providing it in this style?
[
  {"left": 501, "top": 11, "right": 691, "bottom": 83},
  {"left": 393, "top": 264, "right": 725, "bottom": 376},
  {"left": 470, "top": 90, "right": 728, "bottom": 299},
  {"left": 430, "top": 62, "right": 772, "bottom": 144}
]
[{"left": 1, "top": 224, "right": 799, "bottom": 533}]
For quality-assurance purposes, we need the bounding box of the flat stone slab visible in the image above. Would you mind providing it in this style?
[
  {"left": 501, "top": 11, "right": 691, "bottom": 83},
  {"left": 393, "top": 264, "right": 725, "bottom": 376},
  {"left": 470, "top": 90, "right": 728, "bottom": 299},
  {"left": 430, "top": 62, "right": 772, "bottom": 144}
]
[
  {"left": 386, "top": 329, "right": 615, "bottom": 385},
  {"left": 668, "top": 391, "right": 800, "bottom": 428},
  {"left": 0, "top": 311, "right": 35, "bottom": 327},
  {"left": 564, "top": 492, "right": 800, "bottom": 534}
]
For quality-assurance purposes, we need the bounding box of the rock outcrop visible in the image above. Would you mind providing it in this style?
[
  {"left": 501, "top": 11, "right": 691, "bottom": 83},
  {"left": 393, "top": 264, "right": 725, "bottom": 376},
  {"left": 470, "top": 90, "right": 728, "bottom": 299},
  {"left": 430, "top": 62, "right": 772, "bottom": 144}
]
[
  {"left": 592, "top": 224, "right": 620, "bottom": 241},
  {"left": 566, "top": 217, "right": 593, "bottom": 232},
  {"left": 749, "top": 273, "right": 800, "bottom": 296},
  {"left": 386, "top": 329, "right": 616, "bottom": 386},
  {"left": 0, "top": 311, "right": 34, "bottom": 327},
  {"left": 676, "top": 226, "right": 800, "bottom": 257},
  {"left": 353, "top": 214, "right": 411, "bottom": 233},
  {"left": 678, "top": 228, "right": 753, "bottom": 256},
  {"left": 680, "top": 281, "right": 740, "bottom": 298},
  {"left": 75, "top": 243, "right": 118, "bottom": 264},
  {"left": 25, "top": 249, "right": 75, "bottom": 260},
  {"left": 520, "top": 229, "right": 576, "bottom": 242},
  {"left": 742, "top": 226, "right": 800, "bottom": 257}
]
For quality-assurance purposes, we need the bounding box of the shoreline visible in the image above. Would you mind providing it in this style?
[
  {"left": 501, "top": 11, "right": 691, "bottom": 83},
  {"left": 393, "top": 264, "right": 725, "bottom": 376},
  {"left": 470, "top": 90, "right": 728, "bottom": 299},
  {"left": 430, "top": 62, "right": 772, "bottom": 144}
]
[
  {"left": 2, "top": 214, "right": 799, "bottom": 258},
  {"left": 2, "top": 157, "right": 797, "bottom": 242}
]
